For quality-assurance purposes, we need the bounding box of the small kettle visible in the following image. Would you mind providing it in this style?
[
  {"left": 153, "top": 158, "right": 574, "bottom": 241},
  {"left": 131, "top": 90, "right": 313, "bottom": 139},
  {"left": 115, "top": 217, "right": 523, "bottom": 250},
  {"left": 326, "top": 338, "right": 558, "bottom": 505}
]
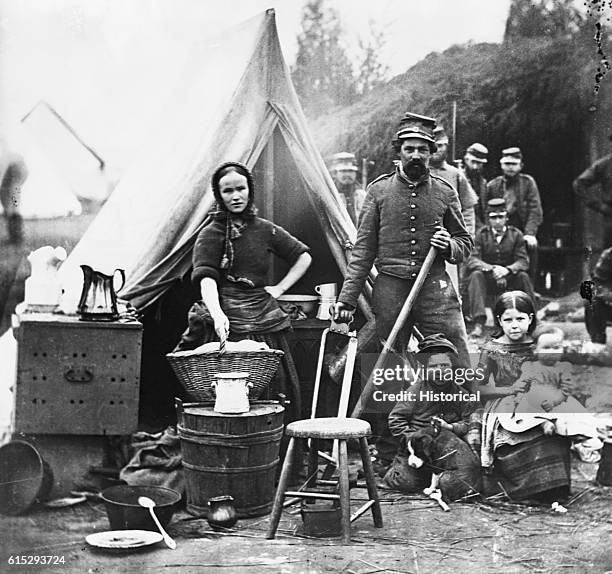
[{"left": 77, "top": 265, "right": 125, "bottom": 321}]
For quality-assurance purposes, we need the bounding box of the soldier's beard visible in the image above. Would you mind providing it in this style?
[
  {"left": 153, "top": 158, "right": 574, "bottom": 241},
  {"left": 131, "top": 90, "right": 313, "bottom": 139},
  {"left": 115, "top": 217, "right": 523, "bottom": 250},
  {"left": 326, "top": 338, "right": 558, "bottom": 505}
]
[{"left": 403, "top": 159, "right": 428, "bottom": 181}]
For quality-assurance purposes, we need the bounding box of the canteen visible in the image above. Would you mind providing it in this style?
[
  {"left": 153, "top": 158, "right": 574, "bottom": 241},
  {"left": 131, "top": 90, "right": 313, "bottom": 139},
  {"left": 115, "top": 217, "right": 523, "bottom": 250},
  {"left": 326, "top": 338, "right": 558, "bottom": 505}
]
[
  {"left": 212, "top": 372, "right": 252, "bottom": 414},
  {"left": 314, "top": 283, "right": 337, "bottom": 299}
]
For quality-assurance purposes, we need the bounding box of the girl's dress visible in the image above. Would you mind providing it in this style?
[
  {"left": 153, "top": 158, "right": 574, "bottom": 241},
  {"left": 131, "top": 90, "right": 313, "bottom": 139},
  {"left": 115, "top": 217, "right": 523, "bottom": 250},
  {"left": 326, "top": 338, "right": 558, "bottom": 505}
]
[{"left": 476, "top": 338, "right": 571, "bottom": 501}]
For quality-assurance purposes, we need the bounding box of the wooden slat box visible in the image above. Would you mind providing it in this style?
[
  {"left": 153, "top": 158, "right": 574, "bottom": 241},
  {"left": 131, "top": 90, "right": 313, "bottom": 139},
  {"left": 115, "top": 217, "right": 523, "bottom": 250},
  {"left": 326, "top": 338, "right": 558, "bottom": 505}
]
[{"left": 13, "top": 313, "right": 142, "bottom": 435}]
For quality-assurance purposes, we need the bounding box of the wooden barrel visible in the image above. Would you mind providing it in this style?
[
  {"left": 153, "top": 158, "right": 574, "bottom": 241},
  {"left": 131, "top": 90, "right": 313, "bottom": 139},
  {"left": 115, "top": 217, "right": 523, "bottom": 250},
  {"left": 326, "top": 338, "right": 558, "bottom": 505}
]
[{"left": 176, "top": 400, "right": 285, "bottom": 517}]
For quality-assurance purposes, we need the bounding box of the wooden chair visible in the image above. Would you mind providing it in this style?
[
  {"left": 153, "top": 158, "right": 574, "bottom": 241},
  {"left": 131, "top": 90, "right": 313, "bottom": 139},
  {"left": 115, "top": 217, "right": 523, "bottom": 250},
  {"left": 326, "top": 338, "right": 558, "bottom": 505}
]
[{"left": 266, "top": 321, "right": 383, "bottom": 542}]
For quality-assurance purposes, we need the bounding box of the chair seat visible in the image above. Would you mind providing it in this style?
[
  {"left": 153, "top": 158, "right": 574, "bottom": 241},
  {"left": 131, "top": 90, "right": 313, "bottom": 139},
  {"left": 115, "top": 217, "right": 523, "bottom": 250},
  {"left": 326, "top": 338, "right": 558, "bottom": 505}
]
[{"left": 286, "top": 417, "right": 371, "bottom": 439}]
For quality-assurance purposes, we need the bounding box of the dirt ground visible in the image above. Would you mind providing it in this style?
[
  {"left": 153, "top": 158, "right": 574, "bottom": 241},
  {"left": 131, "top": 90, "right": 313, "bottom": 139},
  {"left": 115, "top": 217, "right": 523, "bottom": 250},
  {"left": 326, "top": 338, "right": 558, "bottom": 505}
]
[
  {"left": 2, "top": 215, "right": 612, "bottom": 573},
  {"left": 1, "top": 456, "right": 611, "bottom": 574}
]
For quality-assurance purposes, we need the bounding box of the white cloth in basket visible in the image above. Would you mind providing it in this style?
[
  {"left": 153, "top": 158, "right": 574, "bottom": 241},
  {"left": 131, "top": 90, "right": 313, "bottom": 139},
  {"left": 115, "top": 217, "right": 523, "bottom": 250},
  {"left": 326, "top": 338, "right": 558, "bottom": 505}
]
[{"left": 171, "top": 339, "right": 270, "bottom": 356}]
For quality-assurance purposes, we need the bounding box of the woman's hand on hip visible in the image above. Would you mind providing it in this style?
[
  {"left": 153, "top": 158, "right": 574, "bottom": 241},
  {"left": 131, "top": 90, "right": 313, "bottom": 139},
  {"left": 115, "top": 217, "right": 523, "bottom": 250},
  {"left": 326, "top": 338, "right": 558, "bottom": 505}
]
[{"left": 264, "top": 285, "right": 285, "bottom": 299}]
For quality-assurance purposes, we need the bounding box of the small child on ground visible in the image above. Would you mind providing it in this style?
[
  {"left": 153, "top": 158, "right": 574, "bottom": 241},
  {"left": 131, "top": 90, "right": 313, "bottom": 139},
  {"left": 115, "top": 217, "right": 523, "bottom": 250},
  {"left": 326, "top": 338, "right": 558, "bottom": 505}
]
[{"left": 497, "top": 327, "right": 602, "bottom": 459}]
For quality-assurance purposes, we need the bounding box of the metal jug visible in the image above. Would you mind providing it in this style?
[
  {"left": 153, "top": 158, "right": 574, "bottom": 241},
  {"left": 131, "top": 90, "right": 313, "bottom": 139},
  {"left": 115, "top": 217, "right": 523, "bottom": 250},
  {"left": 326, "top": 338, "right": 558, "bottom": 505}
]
[
  {"left": 211, "top": 372, "right": 252, "bottom": 414},
  {"left": 77, "top": 265, "right": 125, "bottom": 321}
]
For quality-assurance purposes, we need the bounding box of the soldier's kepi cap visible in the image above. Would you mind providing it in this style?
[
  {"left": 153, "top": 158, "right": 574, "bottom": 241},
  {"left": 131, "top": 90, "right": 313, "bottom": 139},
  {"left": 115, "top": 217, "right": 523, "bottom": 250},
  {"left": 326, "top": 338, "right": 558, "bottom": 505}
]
[
  {"left": 465, "top": 142, "right": 488, "bottom": 163},
  {"left": 500, "top": 146, "right": 523, "bottom": 164},
  {"left": 433, "top": 126, "right": 449, "bottom": 145},
  {"left": 330, "top": 152, "right": 358, "bottom": 171},
  {"left": 393, "top": 112, "right": 437, "bottom": 152},
  {"left": 487, "top": 198, "right": 507, "bottom": 215},
  {"left": 416, "top": 333, "right": 458, "bottom": 363}
]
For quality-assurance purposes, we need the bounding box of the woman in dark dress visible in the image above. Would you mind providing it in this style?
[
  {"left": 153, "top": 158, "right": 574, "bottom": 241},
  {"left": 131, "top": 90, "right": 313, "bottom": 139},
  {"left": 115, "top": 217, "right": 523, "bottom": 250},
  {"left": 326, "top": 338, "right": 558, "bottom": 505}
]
[{"left": 174, "top": 162, "right": 312, "bottom": 418}]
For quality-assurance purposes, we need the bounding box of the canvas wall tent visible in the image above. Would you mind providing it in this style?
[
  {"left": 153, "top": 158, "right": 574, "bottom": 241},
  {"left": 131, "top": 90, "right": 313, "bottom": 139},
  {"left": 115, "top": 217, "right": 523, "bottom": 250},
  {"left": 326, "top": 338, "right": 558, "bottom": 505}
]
[
  {"left": 58, "top": 9, "right": 373, "bottom": 312},
  {"left": 50, "top": 9, "right": 375, "bottom": 426}
]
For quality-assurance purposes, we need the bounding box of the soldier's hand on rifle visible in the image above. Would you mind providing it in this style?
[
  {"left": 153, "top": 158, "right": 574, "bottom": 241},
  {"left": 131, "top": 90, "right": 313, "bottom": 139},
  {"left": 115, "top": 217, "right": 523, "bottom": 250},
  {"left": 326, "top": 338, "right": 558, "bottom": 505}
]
[
  {"left": 430, "top": 225, "right": 451, "bottom": 253},
  {"left": 333, "top": 302, "right": 355, "bottom": 323}
]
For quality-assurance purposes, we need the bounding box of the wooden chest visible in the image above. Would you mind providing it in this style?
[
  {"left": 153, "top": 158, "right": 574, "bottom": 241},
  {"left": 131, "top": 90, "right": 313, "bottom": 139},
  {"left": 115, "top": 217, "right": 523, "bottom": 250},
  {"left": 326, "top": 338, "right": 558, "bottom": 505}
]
[{"left": 13, "top": 313, "right": 142, "bottom": 435}]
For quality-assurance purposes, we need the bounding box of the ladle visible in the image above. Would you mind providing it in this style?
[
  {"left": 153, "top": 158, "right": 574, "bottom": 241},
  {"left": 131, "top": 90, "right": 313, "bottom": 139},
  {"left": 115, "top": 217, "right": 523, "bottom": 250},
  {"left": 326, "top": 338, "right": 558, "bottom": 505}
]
[{"left": 138, "top": 496, "right": 177, "bottom": 549}]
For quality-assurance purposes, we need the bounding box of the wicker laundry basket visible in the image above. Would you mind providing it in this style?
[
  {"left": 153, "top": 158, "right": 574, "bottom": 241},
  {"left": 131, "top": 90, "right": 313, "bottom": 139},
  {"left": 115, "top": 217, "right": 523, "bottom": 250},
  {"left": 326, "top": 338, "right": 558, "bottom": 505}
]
[{"left": 166, "top": 347, "right": 284, "bottom": 402}]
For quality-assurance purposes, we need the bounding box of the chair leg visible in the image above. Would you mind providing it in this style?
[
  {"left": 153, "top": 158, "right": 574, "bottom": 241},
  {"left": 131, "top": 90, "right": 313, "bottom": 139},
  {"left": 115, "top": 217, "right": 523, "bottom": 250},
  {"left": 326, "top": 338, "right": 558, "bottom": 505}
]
[
  {"left": 359, "top": 437, "right": 383, "bottom": 528},
  {"left": 337, "top": 439, "right": 351, "bottom": 543},
  {"left": 266, "top": 436, "right": 296, "bottom": 539},
  {"left": 307, "top": 438, "right": 319, "bottom": 489}
]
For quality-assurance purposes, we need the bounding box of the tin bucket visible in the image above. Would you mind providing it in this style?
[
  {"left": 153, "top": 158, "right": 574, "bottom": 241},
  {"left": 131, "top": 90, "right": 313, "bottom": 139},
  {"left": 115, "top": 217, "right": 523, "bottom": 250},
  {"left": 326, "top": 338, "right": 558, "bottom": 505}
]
[{"left": 300, "top": 500, "right": 342, "bottom": 537}]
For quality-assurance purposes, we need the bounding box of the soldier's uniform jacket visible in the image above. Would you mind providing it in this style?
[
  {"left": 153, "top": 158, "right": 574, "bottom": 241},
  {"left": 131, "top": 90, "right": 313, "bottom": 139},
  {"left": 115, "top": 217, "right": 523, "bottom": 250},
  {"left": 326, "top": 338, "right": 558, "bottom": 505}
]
[
  {"left": 466, "top": 225, "right": 529, "bottom": 275},
  {"left": 431, "top": 161, "right": 478, "bottom": 235},
  {"left": 485, "top": 173, "right": 543, "bottom": 236},
  {"left": 338, "top": 167, "right": 473, "bottom": 308},
  {"left": 463, "top": 168, "right": 488, "bottom": 231},
  {"left": 573, "top": 154, "right": 612, "bottom": 216},
  {"left": 593, "top": 246, "right": 612, "bottom": 305}
]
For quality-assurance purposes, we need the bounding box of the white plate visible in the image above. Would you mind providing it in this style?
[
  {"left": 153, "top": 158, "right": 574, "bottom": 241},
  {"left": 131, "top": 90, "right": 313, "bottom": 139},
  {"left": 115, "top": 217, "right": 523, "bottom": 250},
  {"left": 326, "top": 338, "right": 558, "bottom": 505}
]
[{"left": 85, "top": 530, "right": 163, "bottom": 550}]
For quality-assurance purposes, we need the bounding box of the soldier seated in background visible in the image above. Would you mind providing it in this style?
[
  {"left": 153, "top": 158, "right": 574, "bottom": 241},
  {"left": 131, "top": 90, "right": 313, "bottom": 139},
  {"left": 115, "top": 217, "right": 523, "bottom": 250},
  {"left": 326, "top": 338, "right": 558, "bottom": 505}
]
[
  {"left": 329, "top": 152, "right": 366, "bottom": 226},
  {"left": 465, "top": 198, "right": 536, "bottom": 337}
]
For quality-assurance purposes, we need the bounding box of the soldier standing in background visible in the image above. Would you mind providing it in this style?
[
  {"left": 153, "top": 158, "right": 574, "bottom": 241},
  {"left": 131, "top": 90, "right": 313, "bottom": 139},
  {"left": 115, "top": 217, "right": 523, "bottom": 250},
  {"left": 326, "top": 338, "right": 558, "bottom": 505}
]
[
  {"left": 329, "top": 152, "right": 366, "bottom": 226},
  {"left": 429, "top": 126, "right": 478, "bottom": 237},
  {"left": 461, "top": 143, "right": 489, "bottom": 231},
  {"left": 486, "top": 147, "right": 543, "bottom": 285},
  {"left": 573, "top": 134, "right": 612, "bottom": 250}
]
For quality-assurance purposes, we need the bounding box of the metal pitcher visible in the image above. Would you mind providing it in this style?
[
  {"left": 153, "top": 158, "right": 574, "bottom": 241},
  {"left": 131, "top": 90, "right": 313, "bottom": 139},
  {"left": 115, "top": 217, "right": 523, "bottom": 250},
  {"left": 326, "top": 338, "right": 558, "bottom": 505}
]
[{"left": 77, "top": 265, "right": 125, "bottom": 321}]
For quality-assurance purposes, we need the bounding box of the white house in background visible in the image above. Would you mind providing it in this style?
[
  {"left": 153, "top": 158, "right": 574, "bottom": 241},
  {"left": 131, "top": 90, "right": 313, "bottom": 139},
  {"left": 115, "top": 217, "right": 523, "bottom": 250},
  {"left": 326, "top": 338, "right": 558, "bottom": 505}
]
[{"left": 21, "top": 101, "right": 112, "bottom": 202}]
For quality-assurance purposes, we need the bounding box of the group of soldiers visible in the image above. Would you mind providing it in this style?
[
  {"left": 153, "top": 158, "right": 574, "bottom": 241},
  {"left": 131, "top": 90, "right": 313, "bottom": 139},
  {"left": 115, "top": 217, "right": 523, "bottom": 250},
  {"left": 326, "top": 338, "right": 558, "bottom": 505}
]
[{"left": 328, "top": 120, "right": 544, "bottom": 338}]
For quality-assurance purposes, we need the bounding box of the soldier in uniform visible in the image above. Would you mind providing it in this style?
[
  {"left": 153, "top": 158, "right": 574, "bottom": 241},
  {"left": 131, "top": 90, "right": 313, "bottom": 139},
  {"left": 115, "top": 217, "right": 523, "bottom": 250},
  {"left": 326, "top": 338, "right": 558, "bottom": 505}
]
[
  {"left": 430, "top": 126, "right": 478, "bottom": 236},
  {"left": 573, "top": 135, "right": 612, "bottom": 250},
  {"left": 465, "top": 198, "right": 535, "bottom": 337},
  {"left": 582, "top": 246, "right": 612, "bottom": 344},
  {"left": 333, "top": 112, "right": 473, "bottom": 367},
  {"left": 486, "top": 147, "right": 542, "bottom": 283},
  {"left": 329, "top": 152, "right": 366, "bottom": 226},
  {"left": 461, "top": 142, "right": 489, "bottom": 231}
]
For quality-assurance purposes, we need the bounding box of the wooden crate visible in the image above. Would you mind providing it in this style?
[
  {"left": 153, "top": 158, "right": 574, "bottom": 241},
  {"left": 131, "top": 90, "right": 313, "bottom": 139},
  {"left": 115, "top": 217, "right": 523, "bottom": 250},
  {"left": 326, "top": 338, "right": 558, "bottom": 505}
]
[{"left": 13, "top": 313, "right": 142, "bottom": 435}]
